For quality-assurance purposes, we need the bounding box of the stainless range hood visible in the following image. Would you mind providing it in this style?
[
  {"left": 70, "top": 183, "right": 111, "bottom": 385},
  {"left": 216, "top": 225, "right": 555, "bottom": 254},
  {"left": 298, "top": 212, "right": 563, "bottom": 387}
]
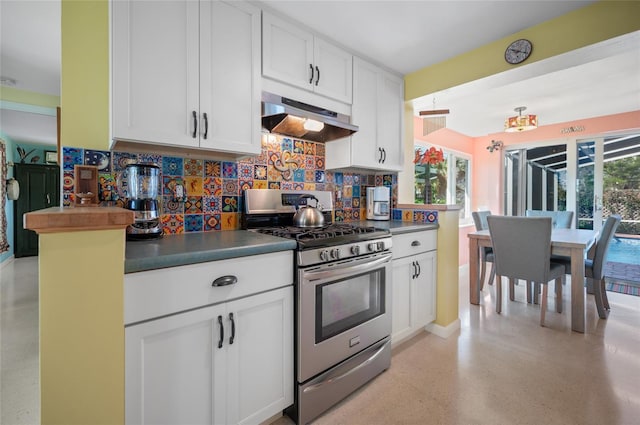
[{"left": 261, "top": 92, "right": 358, "bottom": 143}]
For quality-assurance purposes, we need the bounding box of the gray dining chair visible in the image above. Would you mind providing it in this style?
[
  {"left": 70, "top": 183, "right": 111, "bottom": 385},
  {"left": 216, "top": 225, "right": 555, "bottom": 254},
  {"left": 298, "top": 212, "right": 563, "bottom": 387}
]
[
  {"left": 472, "top": 210, "right": 495, "bottom": 290},
  {"left": 525, "top": 209, "right": 574, "bottom": 229},
  {"left": 551, "top": 215, "right": 621, "bottom": 319},
  {"left": 487, "top": 216, "right": 566, "bottom": 326}
]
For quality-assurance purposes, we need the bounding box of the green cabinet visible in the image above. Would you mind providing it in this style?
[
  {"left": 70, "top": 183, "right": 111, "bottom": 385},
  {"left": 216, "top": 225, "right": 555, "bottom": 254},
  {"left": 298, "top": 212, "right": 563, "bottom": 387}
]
[{"left": 14, "top": 164, "right": 60, "bottom": 257}]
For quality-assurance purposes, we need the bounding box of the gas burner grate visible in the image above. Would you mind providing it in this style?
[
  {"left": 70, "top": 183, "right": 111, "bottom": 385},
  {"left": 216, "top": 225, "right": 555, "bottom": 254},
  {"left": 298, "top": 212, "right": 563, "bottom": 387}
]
[{"left": 255, "top": 224, "right": 378, "bottom": 241}]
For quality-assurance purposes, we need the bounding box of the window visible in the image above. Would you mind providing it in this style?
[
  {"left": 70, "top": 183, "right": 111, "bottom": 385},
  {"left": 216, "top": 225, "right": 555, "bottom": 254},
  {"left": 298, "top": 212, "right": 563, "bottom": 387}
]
[{"left": 414, "top": 144, "right": 471, "bottom": 221}]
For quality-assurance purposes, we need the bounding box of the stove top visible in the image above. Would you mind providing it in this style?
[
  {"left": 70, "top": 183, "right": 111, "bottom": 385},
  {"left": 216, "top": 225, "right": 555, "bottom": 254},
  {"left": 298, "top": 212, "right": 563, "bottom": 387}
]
[{"left": 253, "top": 223, "right": 388, "bottom": 250}]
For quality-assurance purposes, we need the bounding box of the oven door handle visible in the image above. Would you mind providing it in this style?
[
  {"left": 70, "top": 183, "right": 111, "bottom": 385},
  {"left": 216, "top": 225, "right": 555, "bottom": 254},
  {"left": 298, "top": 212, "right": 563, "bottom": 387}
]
[
  {"left": 302, "top": 339, "right": 388, "bottom": 393},
  {"left": 303, "top": 253, "right": 392, "bottom": 282}
]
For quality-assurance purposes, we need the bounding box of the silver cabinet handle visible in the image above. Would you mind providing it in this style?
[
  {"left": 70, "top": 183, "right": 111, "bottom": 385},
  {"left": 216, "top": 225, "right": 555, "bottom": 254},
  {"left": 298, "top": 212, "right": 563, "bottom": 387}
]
[
  {"left": 46, "top": 194, "right": 51, "bottom": 205},
  {"left": 212, "top": 275, "right": 237, "bottom": 287},
  {"left": 411, "top": 240, "right": 421, "bottom": 247}
]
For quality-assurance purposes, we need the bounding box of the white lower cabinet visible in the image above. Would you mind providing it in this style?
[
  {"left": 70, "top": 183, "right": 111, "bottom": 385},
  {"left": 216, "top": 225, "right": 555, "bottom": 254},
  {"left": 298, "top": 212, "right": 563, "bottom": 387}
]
[
  {"left": 391, "top": 230, "right": 437, "bottom": 345},
  {"left": 124, "top": 251, "right": 294, "bottom": 425},
  {"left": 126, "top": 286, "right": 293, "bottom": 425}
]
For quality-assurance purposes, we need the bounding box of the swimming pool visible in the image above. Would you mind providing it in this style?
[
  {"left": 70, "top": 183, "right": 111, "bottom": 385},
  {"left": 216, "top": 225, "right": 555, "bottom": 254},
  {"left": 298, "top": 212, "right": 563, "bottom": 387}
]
[{"left": 607, "top": 237, "right": 640, "bottom": 265}]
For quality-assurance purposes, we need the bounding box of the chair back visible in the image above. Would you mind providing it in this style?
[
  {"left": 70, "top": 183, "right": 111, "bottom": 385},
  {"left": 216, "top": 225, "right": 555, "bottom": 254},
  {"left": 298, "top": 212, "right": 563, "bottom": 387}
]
[
  {"left": 592, "top": 215, "right": 621, "bottom": 279},
  {"left": 487, "top": 216, "right": 554, "bottom": 283},
  {"left": 472, "top": 210, "right": 491, "bottom": 231},
  {"left": 525, "top": 209, "right": 574, "bottom": 229}
]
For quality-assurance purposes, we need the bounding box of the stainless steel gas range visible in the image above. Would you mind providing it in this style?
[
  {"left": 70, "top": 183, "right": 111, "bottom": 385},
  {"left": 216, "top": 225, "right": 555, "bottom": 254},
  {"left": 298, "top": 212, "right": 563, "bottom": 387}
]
[{"left": 243, "top": 189, "right": 392, "bottom": 425}]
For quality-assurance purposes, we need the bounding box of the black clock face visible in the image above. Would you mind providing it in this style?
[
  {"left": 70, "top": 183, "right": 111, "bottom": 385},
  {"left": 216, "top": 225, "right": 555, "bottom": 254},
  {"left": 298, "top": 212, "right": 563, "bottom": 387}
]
[{"left": 505, "top": 39, "right": 532, "bottom": 64}]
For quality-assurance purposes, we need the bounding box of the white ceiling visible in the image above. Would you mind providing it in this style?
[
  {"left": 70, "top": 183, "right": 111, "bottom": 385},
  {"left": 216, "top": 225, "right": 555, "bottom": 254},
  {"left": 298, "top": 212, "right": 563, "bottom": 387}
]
[{"left": 1, "top": 0, "right": 638, "bottom": 144}]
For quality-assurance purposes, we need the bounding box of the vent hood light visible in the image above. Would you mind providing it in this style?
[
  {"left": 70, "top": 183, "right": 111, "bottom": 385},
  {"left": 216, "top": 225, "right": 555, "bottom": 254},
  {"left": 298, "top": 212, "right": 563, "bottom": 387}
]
[
  {"left": 303, "top": 118, "right": 324, "bottom": 132},
  {"left": 261, "top": 92, "right": 358, "bottom": 143}
]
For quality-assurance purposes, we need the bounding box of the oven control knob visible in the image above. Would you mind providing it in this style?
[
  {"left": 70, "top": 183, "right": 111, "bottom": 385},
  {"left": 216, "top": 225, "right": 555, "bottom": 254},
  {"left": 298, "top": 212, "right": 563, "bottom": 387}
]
[
  {"left": 331, "top": 248, "right": 341, "bottom": 259},
  {"left": 320, "top": 250, "right": 330, "bottom": 261},
  {"left": 351, "top": 245, "right": 360, "bottom": 256},
  {"left": 377, "top": 241, "right": 385, "bottom": 251},
  {"left": 368, "top": 242, "right": 377, "bottom": 252}
]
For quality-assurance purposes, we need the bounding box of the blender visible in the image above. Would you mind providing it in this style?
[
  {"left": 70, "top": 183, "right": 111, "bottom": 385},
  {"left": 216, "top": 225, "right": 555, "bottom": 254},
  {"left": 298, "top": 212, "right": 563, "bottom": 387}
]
[{"left": 123, "top": 163, "right": 162, "bottom": 240}]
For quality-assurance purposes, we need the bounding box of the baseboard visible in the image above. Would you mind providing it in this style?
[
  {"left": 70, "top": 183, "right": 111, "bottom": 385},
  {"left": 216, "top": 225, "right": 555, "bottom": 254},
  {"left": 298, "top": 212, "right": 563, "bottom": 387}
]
[{"left": 426, "top": 318, "right": 461, "bottom": 339}]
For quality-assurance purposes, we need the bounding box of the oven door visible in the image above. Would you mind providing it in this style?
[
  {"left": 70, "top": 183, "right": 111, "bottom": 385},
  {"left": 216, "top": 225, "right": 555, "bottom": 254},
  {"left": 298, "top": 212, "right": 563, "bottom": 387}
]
[{"left": 298, "top": 251, "right": 392, "bottom": 382}]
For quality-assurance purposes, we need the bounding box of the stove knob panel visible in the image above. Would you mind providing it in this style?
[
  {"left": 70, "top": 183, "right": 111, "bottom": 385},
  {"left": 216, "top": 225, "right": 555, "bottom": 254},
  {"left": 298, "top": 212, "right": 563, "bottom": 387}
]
[
  {"left": 320, "top": 250, "right": 330, "bottom": 262},
  {"left": 351, "top": 245, "right": 360, "bottom": 256},
  {"left": 367, "top": 242, "right": 377, "bottom": 252},
  {"left": 331, "top": 248, "right": 341, "bottom": 259},
  {"left": 377, "top": 241, "right": 385, "bottom": 251}
]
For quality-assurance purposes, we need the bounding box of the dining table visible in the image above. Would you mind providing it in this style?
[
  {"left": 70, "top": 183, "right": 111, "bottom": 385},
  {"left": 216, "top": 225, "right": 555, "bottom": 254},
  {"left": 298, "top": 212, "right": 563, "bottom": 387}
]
[{"left": 468, "top": 228, "right": 598, "bottom": 333}]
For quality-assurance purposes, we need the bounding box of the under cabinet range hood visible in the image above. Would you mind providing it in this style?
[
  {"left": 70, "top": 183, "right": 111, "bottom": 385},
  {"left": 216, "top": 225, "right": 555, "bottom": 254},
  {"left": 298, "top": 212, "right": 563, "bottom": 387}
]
[{"left": 261, "top": 92, "right": 358, "bottom": 143}]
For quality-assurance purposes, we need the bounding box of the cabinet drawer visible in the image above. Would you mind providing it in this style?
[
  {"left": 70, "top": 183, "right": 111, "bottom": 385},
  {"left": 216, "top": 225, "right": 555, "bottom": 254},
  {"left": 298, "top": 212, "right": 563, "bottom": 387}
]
[
  {"left": 392, "top": 230, "right": 437, "bottom": 260},
  {"left": 125, "top": 251, "right": 293, "bottom": 325}
]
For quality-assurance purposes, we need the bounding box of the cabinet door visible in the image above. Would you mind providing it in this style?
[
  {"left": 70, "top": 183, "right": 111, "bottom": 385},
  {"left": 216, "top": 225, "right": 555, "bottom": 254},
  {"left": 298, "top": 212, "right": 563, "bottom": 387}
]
[
  {"left": 262, "top": 12, "right": 314, "bottom": 92},
  {"left": 112, "top": 0, "right": 200, "bottom": 147},
  {"left": 125, "top": 304, "right": 227, "bottom": 425},
  {"left": 377, "top": 71, "right": 404, "bottom": 170},
  {"left": 313, "top": 38, "right": 352, "bottom": 103},
  {"left": 391, "top": 256, "right": 415, "bottom": 343},
  {"left": 349, "top": 57, "right": 380, "bottom": 169},
  {"left": 199, "top": 1, "right": 261, "bottom": 156},
  {"left": 413, "top": 251, "right": 437, "bottom": 327},
  {"left": 14, "top": 164, "right": 60, "bottom": 257},
  {"left": 226, "top": 287, "right": 294, "bottom": 425}
]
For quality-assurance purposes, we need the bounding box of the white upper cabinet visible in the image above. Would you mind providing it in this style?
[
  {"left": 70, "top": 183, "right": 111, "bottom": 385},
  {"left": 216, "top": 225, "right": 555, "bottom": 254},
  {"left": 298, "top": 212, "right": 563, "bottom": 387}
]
[
  {"left": 112, "top": 0, "right": 261, "bottom": 156},
  {"left": 262, "top": 12, "right": 352, "bottom": 104},
  {"left": 325, "top": 57, "right": 404, "bottom": 172}
]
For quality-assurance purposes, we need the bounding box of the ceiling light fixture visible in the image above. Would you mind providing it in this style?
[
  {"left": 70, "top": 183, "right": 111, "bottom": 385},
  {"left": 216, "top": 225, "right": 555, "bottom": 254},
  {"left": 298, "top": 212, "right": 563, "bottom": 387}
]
[{"left": 504, "top": 106, "right": 537, "bottom": 132}]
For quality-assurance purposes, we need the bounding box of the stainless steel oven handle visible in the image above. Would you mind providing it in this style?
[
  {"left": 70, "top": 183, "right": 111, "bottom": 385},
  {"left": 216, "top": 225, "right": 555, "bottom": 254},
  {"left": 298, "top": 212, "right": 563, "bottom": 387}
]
[
  {"left": 302, "top": 339, "right": 388, "bottom": 393},
  {"left": 304, "top": 253, "right": 392, "bottom": 282}
]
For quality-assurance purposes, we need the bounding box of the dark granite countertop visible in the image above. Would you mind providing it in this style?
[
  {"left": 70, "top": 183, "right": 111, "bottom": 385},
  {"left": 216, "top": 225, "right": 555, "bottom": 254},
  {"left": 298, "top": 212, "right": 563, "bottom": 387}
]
[
  {"left": 362, "top": 220, "right": 439, "bottom": 235},
  {"left": 125, "top": 230, "right": 297, "bottom": 273}
]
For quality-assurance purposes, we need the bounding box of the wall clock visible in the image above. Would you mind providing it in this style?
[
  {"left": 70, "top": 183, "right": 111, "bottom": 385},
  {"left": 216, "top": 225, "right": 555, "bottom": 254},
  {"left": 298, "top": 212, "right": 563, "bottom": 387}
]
[{"left": 505, "top": 39, "right": 533, "bottom": 64}]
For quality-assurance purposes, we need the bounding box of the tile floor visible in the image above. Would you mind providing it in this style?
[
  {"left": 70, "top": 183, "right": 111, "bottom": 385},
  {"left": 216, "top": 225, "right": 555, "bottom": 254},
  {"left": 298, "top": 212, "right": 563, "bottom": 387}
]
[{"left": 2, "top": 257, "right": 640, "bottom": 424}]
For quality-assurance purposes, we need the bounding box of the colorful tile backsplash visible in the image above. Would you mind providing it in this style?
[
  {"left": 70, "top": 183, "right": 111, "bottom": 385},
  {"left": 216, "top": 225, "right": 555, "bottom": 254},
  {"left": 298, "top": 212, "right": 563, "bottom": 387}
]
[{"left": 62, "top": 135, "right": 437, "bottom": 234}]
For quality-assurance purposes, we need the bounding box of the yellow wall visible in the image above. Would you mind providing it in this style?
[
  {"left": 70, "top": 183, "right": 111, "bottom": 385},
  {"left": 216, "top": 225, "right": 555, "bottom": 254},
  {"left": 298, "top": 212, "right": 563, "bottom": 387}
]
[
  {"left": 39, "top": 229, "right": 125, "bottom": 424},
  {"left": 61, "top": 0, "right": 109, "bottom": 150},
  {"left": 405, "top": 1, "right": 640, "bottom": 100},
  {"left": 0, "top": 87, "right": 60, "bottom": 108},
  {"left": 436, "top": 210, "right": 459, "bottom": 326}
]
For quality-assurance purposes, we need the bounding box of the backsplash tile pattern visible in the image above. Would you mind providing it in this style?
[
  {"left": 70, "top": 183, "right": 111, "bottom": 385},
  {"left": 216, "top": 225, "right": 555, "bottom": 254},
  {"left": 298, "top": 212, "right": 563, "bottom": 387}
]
[{"left": 62, "top": 135, "right": 437, "bottom": 234}]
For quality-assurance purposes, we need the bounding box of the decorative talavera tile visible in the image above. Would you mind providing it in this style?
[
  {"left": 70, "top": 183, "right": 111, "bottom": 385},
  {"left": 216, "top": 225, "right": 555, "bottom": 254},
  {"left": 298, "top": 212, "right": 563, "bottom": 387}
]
[
  {"left": 304, "top": 170, "right": 315, "bottom": 183},
  {"left": 413, "top": 211, "right": 426, "bottom": 222},
  {"left": 204, "top": 160, "right": 221, "bottom": 177},
  {"left": 303, "top": 183, "right": 315, "bottom": 190},
  {"left": 352, "top": 198, "right": 360, "bottom": 208},
  {"left": 353, "top": 174, "right": 361, "bottom": 185},
  {"left": 305, "top": 155, "right": 315, "bottom": 170},
  {"left": 112, "top": 151, "right": 137, "bottom": 172},
  {"left": 268, "top": 182, "right": 281, "bottom": 189},
  {"left": 304, "top": 141, "right": 315, "bottom": 156},
  {"left": 315, "top": 156, "right": 325, "bottom": 170},
  {"left": 293, "top": 139, "right": 305, "bottom": 154},
  {"left": 163, "top": 176, "right": 184, "bottom": 196},
  {"left": 352, "top": 185, "right": 361, "bottom": 198},
  {"left": 162, "top": 196, "right": 183, "bottom": 214},
  {"left": 267, "top": 165, "right": 281, "bottom": 182},
  {"left": 315, "top": 170, "right": 325, "bottom": 183},
  {"left": 343, "top": 185, "right": 353, "bottom": 198},
  {"left": 184, "top": 214, "right": 204, "bottom": 232},
  {"left": 334, "top": 172, "right": 343, "bottom": 185},
  {"left": 343, "top": 198, "right": 352, "bottom": 209},
  {"left": 315, "top": 183, "right": 325, "bottom": 191},
  {"left": 383, "top": 174, "right": 393, "bottom": 186},
  {"left": 221, "top": 196, "right": 238, "bottom": 212},
  {"left": 402, "top": 210, "right": 413, "bottom": 222},
  {"left": 344, "top": 174, "right": 353, "bottom": 185},
  {"left": 293, "top": 169, "right": 305, "bottom": 182},
  {"left": 253, "top": 180, "right": 268, "bottom": 189},
  {"left": 162, "top": 156, "right": 183, "bottom": 176},
  {"left": 254, "top": 165, "right": 267, "bottom": 180},
  {"left": 254, "top": 150, "right": 268, "bottom": 165},
  {"left": 184, "top": 196, "right": 203, "bottom": 214},
  {"left": 427, "top": 211, "right": 438, "bottom": 223},
  {"left": 62, "top": 147, "right": 83, "bottom": 171},
  {"left": 98, "top": 173, "right": 115, "bottom": 201},
  {"left": 375, "top": 175, "right": 383, "bottom": 186},
  {"left": 221, "top": 213, "right": 238, "bottom": 230},
  {"left": 222, "top": 161, "right": 238, "bottom": 179},
  {"left": 138, "top": 153, "right": 161, "bottom": 167},
  {"left": 63, "top": 172, "right": 74, "bottom": 191},
  {"left": 84, "top": 150, "right": 111, "bottom": 172},
  {"left": 62, "top": 192, "right": 74, "bottom": 207},
  {"left": 161, "top": 214, "right": 184, "bottom": 234},
  {"left": 292, "top": 182, "right": 304, "bottom": 190},
  {"left": 352, "top": 209, "right": 360, "bottom": 220},
  {"left": 238, "top": 163, "right": 253, "bottom": 180},
  {"left": 281, "top": 181, "right": 294, "bottom": 190},
  {"left": 392, "top": 209, "right": 403, "bottom": 221},
  {"left": 344, "top": 209, "right": 353, "bottom": 221},
  {"left": 325, "top": 171, "right": 334, "bottom": 184},
  {"left": 203, "top": 177, "right": 222, "bottom": 196},
  {"left": 315, "top": 143, "right": 325, "bottom": 157},
  {"left": 281, "top": 137, "right": 293, "bottom": 152},
  {"left": 184, "top": 159, "right": 204, "bottom": 177},
  {"left": 203, "top": 196, "right": 221, "bottom": 214},
  {"left": 184, "top": 177, "right": 203, "bottom": 196},
  {"left": 222, "top": 179, "right": 239, "bottom": 196},
  {"left": 239, "top": 180, "right": 253, "bottom": 191},
  {"left": 204, "top": 213, "right": 221, "bottom": 231},
  {"left": 335, "top": 209, "right": 344, "bottom": 221}
]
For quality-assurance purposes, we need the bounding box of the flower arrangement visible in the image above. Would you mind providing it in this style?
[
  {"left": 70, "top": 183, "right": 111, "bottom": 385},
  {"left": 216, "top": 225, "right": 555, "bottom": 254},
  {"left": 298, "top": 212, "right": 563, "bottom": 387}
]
[{"left": 414, "top": 146, "right": 444, "bottom": 166}]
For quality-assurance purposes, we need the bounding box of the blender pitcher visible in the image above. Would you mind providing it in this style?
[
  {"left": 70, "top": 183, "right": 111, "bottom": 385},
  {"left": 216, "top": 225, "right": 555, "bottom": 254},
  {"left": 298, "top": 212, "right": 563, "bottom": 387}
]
[{"left": 122, "top": 163, "right": 162, "bottom": 239}]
